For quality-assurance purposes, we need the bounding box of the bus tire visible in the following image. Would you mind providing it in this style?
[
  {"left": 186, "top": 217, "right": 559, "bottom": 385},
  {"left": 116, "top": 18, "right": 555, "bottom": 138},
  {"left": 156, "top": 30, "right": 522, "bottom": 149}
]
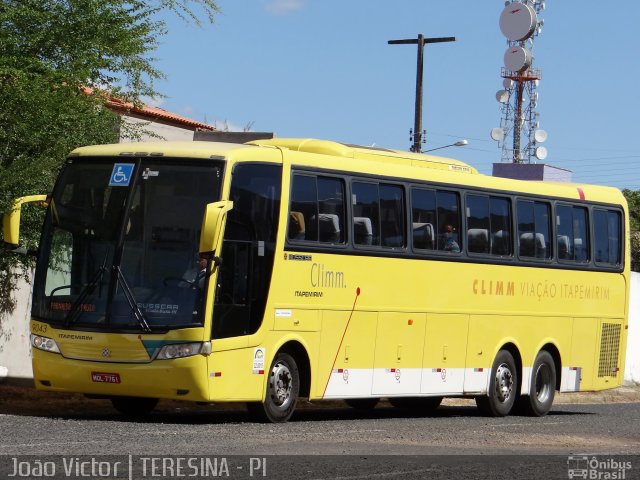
[
  {"left": 389, "top": 396, "right": 442, "bottom": 411},
  {"left": 516, "top": 350, "right": 556, "bottom": 417},
  {"left": 476, "top": 349, "right": 518, "bottom": 417},
  {"left": 345, "top": 398, "right": 380, "bottom": 410},
  {"left": 110, "top": 396, "right": 158, "bottom": 416},
  {"left": 247, "top": 352, "right": 299, "bottom": 423}
]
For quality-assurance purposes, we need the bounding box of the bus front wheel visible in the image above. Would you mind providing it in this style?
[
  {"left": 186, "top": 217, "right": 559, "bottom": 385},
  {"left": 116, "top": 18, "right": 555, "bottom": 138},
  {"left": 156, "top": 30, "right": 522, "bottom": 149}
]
[
  {"left": 110, "top": 396, "right": 158, "bottom": 416},
  {"left": 516, "top": 350, "right": 556, "bottom": 417},
  {"left": 247, "top": 352, "right": 299, "bottom": 423},
  {"left": 476, "top": 349, "right": 518, "bottom": 417}
]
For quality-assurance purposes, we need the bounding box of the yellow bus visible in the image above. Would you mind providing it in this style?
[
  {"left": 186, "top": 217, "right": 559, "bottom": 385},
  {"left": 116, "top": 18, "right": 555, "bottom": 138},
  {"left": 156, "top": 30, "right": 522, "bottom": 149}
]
[{"left": 4, "top": 138, "right": 629, "bottom": 422}]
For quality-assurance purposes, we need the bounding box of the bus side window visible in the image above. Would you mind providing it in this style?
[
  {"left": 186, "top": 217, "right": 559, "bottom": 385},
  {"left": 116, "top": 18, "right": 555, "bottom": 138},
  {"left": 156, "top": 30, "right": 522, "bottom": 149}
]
[
  {"left": 436, "top": 190, "right": 462, "bottom": 252},
  {"left": 289, "top": 174, "right": 317, "bottom": 242},
  {"left": 411, "top": 188, "right": 436, "bottom": 250},
  {"left": 380, "top": 184, "right": 405, "bottom": 248},
  {"left": 556, "top": 205, "right": 590, "bottom": 262},
  {"left": 289, "top": 174, "right": 345, "bottom": 244},
  {"left": 490, "top": 197, "right": 512, "bottom": 256},
  {"left": 466, "top": 194, "right": 512, "bottom": 256},
  {"left": 594, "top": 209, "right": 622, "bottom": 265},
  {"left": 352, "top": 182, "right": 379, "bottom": 246},
  {"left": 466, "top": 194, "right": 490, "bottom": 254},
  {"left": 517, "top": 200, "right": 552, "bottom": 259},
  {"left": 317, "top": 177, "right": 345, "bottom": 244}
]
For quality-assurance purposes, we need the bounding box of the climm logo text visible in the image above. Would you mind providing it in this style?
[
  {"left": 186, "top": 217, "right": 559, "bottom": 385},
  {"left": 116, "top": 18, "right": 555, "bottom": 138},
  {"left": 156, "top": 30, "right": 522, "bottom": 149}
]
[{"left": 310, "top": 263, "right": 347, "bottom": 288}]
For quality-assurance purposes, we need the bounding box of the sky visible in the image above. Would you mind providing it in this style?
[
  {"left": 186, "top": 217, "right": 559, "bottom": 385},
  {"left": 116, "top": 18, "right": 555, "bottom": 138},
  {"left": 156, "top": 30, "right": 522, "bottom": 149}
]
[{"left": 151, "top": 1, "right": 640, "bottom": 191}]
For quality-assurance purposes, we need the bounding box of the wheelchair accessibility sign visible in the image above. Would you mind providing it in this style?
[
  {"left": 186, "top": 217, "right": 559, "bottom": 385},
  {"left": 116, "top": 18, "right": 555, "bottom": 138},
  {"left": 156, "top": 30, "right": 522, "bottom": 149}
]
[{"left": 109, "top": 163, "right": 135, "bottom": 186}]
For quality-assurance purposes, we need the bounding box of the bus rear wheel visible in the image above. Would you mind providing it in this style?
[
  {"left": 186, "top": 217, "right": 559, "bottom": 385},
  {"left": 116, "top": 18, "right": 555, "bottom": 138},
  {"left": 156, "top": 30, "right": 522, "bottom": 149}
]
[
  {"left": 247, "top": 352, "right": 299, "bottom": 423},
  {"left": 476, "top": 349, "right": 518, "bottom": 417},
  {"left": 110, "top": 396, "right": 158, "bottom": 416},
  {"left": 516, "top": 350, "right": 556, "bottom": 417}
]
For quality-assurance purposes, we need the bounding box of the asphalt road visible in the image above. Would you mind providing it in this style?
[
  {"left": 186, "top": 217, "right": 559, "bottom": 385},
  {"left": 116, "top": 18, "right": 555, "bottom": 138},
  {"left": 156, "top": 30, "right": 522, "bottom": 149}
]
[{"left": 0, "top": 400, "right": 639, "bottom": 479}]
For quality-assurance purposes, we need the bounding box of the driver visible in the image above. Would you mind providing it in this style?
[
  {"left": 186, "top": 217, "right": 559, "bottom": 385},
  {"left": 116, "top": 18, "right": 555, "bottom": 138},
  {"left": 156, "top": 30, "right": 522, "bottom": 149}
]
[{"left": 182, "top": 253, "right": 208, "bottom": 290}]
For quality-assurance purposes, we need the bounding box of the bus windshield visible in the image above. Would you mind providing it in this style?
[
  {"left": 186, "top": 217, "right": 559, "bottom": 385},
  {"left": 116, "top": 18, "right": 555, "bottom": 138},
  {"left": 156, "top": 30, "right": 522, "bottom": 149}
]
[{"left": 32, "top": 157, "right": 223, "bottom": 331}]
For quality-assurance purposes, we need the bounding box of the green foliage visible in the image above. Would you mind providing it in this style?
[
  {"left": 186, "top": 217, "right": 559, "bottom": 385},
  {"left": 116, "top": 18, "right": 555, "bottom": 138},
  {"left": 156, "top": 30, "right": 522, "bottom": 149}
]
[
  {"left": 0, "top": 0, "right": 219, "bottom": 316},
  {"left": 623, "top": 189, "right": 640, "bottom": 272}
]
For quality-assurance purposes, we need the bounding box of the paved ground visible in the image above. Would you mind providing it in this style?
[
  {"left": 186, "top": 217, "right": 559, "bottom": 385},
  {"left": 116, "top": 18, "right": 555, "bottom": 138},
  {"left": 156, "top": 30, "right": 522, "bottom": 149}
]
[{"left": 1, "top": 381, "right": 639, "bottom": 416}]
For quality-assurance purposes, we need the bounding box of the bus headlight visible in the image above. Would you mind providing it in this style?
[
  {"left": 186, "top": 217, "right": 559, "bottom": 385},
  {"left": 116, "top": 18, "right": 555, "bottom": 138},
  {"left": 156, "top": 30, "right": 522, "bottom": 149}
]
[
  {"left": 155, "top": 342, "right": 205, "bottom": 360},
  {"left": 30, "top": 334, "right": 60, "bottom": 354}
]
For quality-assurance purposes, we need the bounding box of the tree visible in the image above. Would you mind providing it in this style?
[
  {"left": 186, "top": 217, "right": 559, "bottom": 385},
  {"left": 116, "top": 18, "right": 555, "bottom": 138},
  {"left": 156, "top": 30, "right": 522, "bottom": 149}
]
[
  {"left": 623, "top": 189, "right": 640, "bottom": 272},
  {"left": 0, "top": 0, "right": 219, "bottom": 315}
]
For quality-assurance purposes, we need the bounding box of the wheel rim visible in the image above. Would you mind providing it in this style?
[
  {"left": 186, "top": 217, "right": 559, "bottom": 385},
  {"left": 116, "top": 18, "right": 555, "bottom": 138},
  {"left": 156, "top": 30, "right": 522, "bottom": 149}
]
[
  {"left": 269, "top": 361, "right": 293, "bottom": 409},
  {"left": 494, "top": 362, "right": 514, "bottom": 403},
  {"left": 534, "top": 363, "right": 551, "bottom": 403}
]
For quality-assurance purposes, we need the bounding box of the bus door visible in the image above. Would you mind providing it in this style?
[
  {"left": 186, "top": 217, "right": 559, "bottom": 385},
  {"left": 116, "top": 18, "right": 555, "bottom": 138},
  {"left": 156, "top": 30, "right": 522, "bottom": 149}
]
[{"left": 207, "top": 163, "right": 281, "bottom": 400}]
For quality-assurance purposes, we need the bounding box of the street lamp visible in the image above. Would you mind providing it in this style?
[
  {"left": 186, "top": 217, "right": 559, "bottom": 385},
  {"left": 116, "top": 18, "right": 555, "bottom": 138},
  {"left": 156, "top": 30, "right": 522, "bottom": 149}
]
[{"left": 423, "top": 140, "right": 469, "bottom": 153}]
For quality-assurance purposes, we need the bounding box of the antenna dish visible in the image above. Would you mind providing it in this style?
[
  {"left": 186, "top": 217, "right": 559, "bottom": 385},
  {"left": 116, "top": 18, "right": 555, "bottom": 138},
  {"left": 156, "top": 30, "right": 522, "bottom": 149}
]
[
  {"left": 495, "top": 90, "right": 509, "bottom": 103},
  {"left": 499, "top": 3, "right": 538, "bottom": 41},
  {"left": 502, "top": 78, "right": 514, "bottom": 89},
  {"left": 491, "top": 128, "right": 505, "bottom": 141},
  {"left": 504, "top": 46, "right": 533, "bottom": 72},
  {"left": 534, "top": 129, "right": 547, "bottom": 143},
  {"left": 535, "top": 146, "right": 548, "bottom": 160}
]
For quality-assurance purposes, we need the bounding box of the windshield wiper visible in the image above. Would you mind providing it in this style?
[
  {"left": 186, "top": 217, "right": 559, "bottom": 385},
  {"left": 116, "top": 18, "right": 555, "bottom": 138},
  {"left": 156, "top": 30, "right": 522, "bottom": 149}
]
[{"left": 114, "top": 266, "right": 152, "bottom": 333}]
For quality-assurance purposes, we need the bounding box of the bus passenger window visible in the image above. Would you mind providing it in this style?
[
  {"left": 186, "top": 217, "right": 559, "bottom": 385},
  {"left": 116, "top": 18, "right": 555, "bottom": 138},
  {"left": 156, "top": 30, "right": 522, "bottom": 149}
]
[
  {"left": 317, "top": 177, "right": 345, "bottom": 243},
  {"left": 352, "top": 182, "right": 379, "bottom": 246},
  {"left": 352, "top": 182, "right": 405, "bottom": 248},
  {"left": 517, "top": 200, "right": 551, "bottom": 259},
  {"left": 380, "top": 184, "right": 405, "bottom": 247},
  {"left": 556, "top": 205, "right": 589, "bottom": 262},
  {"left": 466, "top": 194, "right": 512, "bottom": 255},
  {"left": 289, "top": 174, "right": 345, "bottom": 244},
  {"left": 289, "top": 175, "right": 317, "bottom": 241},
  {"left": 490, "top": 197, "right": 512, "bottom": 255},
  {"left": 594, "top": 209, "right": 622, "bottom": 265},
  {"left": 411, "top": 189, "right": 436, "bottom": 250},
  {"left": 437, "top": 191, "right": 462, "bottom": 252},
  {"left": 411, "top": 188, "right": 461, "bottom": 253},
  {"left": 466, "top": 195, "right": 489, "bottom": 254}
]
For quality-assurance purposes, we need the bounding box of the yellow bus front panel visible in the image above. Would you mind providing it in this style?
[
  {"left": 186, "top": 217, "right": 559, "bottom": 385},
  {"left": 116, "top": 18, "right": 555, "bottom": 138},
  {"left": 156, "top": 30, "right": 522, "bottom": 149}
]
[{"left": 32, "top": 349, "right": 209, "bottom": 401}]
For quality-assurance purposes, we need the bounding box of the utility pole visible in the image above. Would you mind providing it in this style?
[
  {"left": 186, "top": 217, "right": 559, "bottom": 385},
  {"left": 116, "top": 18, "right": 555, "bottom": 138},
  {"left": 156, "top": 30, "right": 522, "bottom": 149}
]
[{"left": 389, "top": 35, "right": 455, "bottom": 153}]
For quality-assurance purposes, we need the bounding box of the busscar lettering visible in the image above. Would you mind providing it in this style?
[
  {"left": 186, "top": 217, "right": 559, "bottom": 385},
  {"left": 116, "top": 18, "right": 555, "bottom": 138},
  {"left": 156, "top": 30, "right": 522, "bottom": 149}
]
[{"left": 137, "top": 303, "right": 179, "bottom": 314}]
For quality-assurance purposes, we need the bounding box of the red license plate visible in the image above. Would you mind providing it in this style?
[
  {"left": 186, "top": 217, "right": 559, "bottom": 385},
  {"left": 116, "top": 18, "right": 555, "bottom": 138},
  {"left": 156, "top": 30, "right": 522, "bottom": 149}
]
[{"left": 91, "top": 372, "right": 121, "bottom": 384}]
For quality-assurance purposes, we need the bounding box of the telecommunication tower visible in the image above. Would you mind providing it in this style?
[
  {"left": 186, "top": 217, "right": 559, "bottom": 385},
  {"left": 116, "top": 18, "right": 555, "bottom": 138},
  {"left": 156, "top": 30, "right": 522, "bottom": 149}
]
[{"left": 492, "top": 0, "right": 547, "bottom": 164}]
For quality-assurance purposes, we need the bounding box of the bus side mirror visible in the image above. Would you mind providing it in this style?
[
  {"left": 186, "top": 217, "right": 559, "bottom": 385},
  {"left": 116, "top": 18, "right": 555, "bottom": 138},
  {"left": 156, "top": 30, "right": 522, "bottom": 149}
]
[
  {"left": 199, "top": 200, "right": 233, "bottom": 255},
  {"left": 2, "top": 195, "right": 48, "bottom": 251}
]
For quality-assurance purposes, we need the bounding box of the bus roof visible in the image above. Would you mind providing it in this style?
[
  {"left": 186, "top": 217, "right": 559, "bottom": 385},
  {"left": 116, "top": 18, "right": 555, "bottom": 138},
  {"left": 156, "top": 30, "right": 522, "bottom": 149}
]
[
  {"left": 249, "top": 138, "right": 478, "bottom": 174},
  {"left": 69, "top": 140, "right": 252, "bottom": 159},
  {"left": 68, "top": 138, "right": 625, "bottom": 207}
]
